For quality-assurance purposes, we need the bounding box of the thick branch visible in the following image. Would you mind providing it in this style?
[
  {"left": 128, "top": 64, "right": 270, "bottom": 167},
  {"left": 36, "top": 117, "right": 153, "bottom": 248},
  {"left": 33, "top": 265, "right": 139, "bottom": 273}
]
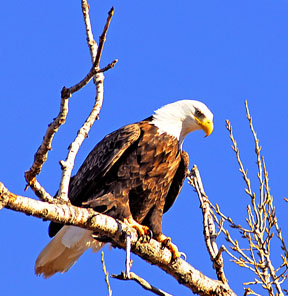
[{"left": 0, "top": 182, "right": 236, "bottom": 296}]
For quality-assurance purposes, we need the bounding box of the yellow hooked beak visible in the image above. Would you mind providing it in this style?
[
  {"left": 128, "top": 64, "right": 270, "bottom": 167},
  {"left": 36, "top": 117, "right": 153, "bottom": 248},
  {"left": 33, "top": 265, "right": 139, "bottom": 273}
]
[{"left": 195, "top": 117, "right": 214, "bottom": 137}]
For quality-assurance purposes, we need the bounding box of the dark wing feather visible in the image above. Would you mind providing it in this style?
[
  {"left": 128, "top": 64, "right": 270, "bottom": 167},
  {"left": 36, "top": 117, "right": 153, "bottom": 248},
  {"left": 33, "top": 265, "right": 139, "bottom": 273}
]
[
  {"left": 48, "top": 123, "right": 141, "bottom": 237},
  {"left": 68, "top": 123, "right": 141, "bottom": 204},
  {"left": 163, "top": 151, "right": 189, "bottom": 213}
]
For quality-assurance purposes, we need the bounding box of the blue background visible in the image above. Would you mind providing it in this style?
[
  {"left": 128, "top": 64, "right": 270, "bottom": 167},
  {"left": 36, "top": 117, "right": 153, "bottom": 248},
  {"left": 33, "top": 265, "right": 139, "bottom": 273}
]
[{"left": 1, "top": 1, "right": 288, "bottom": 295}]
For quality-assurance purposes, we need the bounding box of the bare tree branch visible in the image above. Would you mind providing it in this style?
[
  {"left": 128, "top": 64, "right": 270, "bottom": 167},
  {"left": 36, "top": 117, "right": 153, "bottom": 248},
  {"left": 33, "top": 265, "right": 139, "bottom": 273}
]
[
  {"left": 188, "top": 165, "right": 228, "bottom": 285},
  {"left": 94, "top": 7, "right": 114, "bottom": 69},
  {"left": 24, "top": 6, "right": 116, "bottom": 203},
  {"left": 125, "top": 233, "right": 132, "bottom": 278},
  {"left": 112, "top": 272, "right": 174, "bottom": 296},
  {"left": 224, "top": 102, "right": 287, "bottom": 296},
  {"left": 56, "top": 6, "right": 116, "bottom": 202},
  {"left": 199, "top": 101, "right": 288, "bottom": 295},
  {"left": 81, "top": 0, "right": 98, "bottom": 62},
  {"left": 101, "top": 251, "right": 113, "bottom": 296},
  {"left": 0, "top": 182, "right": 236, "bottom": 296},
  {"left": 56, "top": 71, "right": 105, "bottom": 202},
  {"left": 24, "top": 87, "right": 69, "bottom": 202}
]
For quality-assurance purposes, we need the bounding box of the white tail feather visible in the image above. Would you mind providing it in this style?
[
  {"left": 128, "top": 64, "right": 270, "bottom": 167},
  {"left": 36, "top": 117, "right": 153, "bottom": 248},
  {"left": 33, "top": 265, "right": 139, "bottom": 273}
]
[{"left": 35, "top": 226, "right": 104, "bottom": 278}]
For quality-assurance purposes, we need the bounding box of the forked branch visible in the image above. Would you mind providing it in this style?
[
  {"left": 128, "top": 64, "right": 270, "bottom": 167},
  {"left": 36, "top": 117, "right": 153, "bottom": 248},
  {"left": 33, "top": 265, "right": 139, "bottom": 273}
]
[
  {"left": 24, "top": 5, "right": 117, "bottom": 203},
  {"left": 208, "top": 101, "right": 288, "bottom": 295}
]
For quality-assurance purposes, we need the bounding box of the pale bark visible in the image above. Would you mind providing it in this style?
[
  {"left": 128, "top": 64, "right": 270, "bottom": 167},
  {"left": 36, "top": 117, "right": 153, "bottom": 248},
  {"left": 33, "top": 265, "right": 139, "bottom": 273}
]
[{"left": 0, "top": 182, "right": 236, "bottom": 296}]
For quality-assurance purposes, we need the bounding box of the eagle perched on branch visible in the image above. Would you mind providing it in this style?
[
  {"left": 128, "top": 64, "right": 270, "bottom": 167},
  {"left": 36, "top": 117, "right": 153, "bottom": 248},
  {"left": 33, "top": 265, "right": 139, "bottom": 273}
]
[{"left": 35, "top": 100, "right": 213, "bottom": 277}]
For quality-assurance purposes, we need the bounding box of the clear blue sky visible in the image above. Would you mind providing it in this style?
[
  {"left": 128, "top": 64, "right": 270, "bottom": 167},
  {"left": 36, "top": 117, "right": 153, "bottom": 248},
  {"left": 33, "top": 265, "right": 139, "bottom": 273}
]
[{"left": 1, "top": 1, "right": 288, "bottom": 295}]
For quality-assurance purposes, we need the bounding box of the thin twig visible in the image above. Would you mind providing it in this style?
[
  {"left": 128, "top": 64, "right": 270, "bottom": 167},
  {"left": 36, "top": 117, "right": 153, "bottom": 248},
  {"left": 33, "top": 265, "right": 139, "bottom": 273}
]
[
  {"left": 60, "top": 7, "right": 115, "bottom": 97},
  {"left": 94, "top": 7, "right": 114, "bottom": 69},
  {"left": 27, "top": 179, "right": 54, "bottom": 203},
  {"left": 99, "top": 59, "right": 118, "bottom": 73},
  {"left": 225, "top": 119, "right": 260, "bottom": 230},
  {"left": 244, "top": 287, "right": 263, "bottom": 296},
  {"left": 112, "top": 272, "right": 173, "bottom": 296},
  {"left": 101, "top": 251, "right": 112, "bottom": 296},
  {"left": 81, "top": 0, "right": 98, "bottom": 62}
]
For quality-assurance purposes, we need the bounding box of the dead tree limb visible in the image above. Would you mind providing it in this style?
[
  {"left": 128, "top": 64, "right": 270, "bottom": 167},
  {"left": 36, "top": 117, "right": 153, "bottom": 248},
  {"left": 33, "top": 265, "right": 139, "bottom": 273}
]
[
  {"left": 101, "top": 251, "right": 113, "bottom": 296},
  {"left": 24, "top": 6, "right": 116, "bottom": 203},
  {"left": 0, "top": 182, "right": 236, "bottom": 296},
  {"left": 188, "top": 165, "right": 228, "bottom": 285}
]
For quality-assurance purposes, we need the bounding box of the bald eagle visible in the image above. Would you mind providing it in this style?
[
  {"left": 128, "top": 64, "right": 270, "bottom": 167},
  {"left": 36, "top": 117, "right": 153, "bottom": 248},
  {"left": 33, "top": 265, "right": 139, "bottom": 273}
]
[{"left": 35, "top": 100, "right": 213, "bottom": 278}]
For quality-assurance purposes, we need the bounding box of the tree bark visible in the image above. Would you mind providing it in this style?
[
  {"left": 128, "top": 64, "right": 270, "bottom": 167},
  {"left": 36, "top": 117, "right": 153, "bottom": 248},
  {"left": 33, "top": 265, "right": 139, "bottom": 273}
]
[{"left": 0, "top": 182, "right": 236, "bottom": 296}]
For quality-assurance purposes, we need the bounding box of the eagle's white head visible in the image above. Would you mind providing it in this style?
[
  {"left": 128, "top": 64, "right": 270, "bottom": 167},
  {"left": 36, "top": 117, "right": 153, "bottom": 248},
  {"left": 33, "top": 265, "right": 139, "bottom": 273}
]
[{"left": 151, "top": 100, "right": 214, "bottom": 148}]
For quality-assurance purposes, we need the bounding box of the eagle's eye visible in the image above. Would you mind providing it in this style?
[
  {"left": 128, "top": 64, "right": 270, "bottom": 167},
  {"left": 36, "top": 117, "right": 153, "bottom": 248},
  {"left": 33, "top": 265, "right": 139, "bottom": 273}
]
[{"left": 194, "top": 108, "right": 204, "bottom": 119}]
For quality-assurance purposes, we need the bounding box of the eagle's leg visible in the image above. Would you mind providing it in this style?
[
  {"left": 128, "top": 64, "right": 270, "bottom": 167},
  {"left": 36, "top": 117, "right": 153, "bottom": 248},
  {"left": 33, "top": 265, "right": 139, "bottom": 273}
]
[
  {"left": 155, "top": 233, "right": 180, "bottom": 261},
  {"left": 124, "top": 217, "right": 152, "bottom": 242}
]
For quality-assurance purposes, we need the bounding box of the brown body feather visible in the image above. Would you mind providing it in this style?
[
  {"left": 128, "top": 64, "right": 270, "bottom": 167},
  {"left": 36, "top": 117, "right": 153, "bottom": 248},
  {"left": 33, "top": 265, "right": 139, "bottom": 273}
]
[{"left": 49, "top": 118, "right": 189, "bottom": 238}]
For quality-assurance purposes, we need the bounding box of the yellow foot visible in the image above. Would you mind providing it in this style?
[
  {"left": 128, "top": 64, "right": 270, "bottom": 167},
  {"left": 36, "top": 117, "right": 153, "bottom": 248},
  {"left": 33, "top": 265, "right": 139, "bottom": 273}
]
[
  {"left": 155, "top": 233, "right": 184, "bottom": 262},
  {"left": 124, "top": 217, "right": 152, "bottom": 242}
]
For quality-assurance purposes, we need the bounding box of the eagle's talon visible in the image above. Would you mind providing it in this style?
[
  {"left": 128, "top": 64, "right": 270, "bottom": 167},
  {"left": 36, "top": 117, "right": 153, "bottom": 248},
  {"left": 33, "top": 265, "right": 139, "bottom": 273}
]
[
  {"left": 124, "top": 217, "right": 152, "bottom": 243},
  {"left": 179, "top": 251, "right": 187, "bottom": 261},
  {"left": 171, "top": 257, "right": 179, "bottom": 264},
  {"left": 139, "top": 234, "right": 146, "bottom": 243},
  {"left": 160, "top": 237, "right": 171, "bottom": 250},
  {"left": 170, "top": 250, "right": 180, "bottom": 263},
  {"left": 147, "top": 229, "right": 153, "bottom": 243},
  {"left": 171, "top": 252, "right": 186, "bottom": 264},
  {"left": 140, "top": 229, "right": 153, "bottom": 243},
  {"left": 155, "top": 234, "right": 181, "bottom": 262}
]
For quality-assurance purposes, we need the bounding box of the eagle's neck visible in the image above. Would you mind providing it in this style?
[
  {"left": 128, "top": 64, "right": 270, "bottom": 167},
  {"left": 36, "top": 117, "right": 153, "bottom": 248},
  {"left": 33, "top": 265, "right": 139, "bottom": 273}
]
[{"left": 150, "top": 101, "right": 201, "bottom": 149}]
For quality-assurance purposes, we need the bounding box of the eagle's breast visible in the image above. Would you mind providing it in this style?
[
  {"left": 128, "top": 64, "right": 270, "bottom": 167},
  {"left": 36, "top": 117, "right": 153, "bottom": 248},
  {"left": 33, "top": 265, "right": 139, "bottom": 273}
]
[{"left": 126, "top": 121, "right": 181, "bottom": 223}]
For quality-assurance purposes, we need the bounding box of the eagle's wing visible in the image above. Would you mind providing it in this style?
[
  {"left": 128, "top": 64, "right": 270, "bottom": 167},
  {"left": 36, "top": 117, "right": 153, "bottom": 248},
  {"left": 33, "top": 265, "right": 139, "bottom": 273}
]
[
  {"left": 163, "top": 150, "right": 189, "bottom": 213},
  {"left": 68, "top": 123, "right": 141, "bottom": 203},
  {"left": 48, "top": 124, "right": 141, "bottom": 237}
]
